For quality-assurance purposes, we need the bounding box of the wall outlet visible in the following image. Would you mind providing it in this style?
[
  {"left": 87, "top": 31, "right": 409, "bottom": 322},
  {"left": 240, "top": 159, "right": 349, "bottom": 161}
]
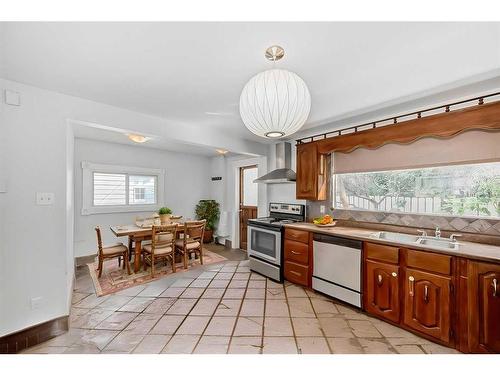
[
  {"left": 320, "top": 205, "right": 326, "bottom": 214},
  {"left": 31, "top": 296, "right": 43, "bottom": 310},
  {"left": 36, "top": 192, "right": 55, "bottom": 205}
]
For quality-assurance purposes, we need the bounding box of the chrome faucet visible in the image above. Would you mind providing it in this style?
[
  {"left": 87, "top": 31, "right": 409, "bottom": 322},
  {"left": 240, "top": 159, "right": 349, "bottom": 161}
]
[
  {"left": 450, "top": 233, "right": 462, "bottom": 243},
  {"left": 417, "top": 229, "right": 427, "bottom": 237},
  {"left": 435, "top": 226, "right": 441, "bottom": 239}
]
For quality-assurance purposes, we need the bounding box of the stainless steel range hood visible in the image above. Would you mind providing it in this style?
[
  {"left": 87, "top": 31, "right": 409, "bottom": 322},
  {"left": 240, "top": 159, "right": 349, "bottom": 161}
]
[{"left": 254, "top": 142, "right": 296, "bottom": 184}]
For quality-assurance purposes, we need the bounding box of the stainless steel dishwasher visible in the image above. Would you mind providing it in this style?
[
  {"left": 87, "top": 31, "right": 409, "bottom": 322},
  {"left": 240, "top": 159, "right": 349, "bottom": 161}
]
[{"left": 312, "top": 233, "right": 363, "bottom": 307}]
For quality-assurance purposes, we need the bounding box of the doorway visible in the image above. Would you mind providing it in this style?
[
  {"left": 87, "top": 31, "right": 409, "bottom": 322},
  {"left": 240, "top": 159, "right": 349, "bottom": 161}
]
[{"left": 239, "top": 165, "right": 258, "bottom": 250}]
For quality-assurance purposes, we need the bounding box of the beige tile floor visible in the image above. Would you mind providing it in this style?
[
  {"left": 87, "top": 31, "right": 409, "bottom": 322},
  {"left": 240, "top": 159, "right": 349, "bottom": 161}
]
[{"left": 22, "top": 247, "right": 459, "bottom": 354}]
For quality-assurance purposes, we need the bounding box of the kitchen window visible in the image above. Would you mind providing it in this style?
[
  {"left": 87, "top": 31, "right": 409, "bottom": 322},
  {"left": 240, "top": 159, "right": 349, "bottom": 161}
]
[
  {"left": 334, "top": 161, "right": 500, "bottom": 218},
  {"left": 82, "top": 162, "right": 164, "bottom": 215}
]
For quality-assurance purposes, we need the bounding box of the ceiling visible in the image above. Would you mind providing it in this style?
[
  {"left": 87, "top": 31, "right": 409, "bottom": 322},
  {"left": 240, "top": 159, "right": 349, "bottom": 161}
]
[{"left": 1, "top": 22, "right": 500, "bottom": 144}]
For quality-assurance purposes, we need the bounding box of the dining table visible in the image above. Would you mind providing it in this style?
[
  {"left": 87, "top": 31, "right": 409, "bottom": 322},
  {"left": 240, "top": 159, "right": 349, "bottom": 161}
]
[{"left": 110, "top": 222, "right": 186, "bottom": 273}]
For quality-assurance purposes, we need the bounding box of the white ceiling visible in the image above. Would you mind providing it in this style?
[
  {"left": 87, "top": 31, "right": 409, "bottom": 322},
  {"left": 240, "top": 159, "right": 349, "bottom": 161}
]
[{"left": 1, "top": 22, "right": 500, "bottom": 144}]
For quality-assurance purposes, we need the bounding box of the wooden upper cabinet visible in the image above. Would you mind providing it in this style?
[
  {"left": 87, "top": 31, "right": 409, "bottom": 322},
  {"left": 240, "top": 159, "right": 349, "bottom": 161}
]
[
  {"left": 403, "top": 268, "right": 452, "bottom": 344},
  {"left": 467, "top": 261, "right": 500, "bottom": 353},
  {"left": 296, "top": 143, "right": 326, "bottom": 200},
  {"left": 365, "top": 260, "right": 400, "bottom": 323}
]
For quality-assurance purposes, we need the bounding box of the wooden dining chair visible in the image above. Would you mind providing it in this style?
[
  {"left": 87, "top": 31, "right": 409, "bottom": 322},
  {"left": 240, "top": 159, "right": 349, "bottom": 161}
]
[
  {"left": 95, "top": 226, "right": 131, "bottom": 278},
  {"left": 142, "top": 224, "right": 177, "bottom": 277},
  {"left": 175, "top": 220, "right": 206, "bottom": 269}
]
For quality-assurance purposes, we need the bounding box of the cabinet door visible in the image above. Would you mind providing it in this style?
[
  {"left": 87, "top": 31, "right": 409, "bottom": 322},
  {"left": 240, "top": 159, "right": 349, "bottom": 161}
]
[
  {"left": 365, "top": 260, "right": 400, "bottom": 323},
  {"left": 296, "top": 142, "right": 318, "bottom": 200},
  {"left": 403, "top": 268, "right": 451, "bottom": 343},
  {"left": 468, "top": 261, "right": 500, "bottom": 353}
]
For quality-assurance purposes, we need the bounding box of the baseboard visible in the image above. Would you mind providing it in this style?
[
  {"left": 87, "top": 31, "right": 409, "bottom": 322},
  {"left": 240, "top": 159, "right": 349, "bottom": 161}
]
[{"left": 0, "top": 316, "right": 69, "bottom": 354}]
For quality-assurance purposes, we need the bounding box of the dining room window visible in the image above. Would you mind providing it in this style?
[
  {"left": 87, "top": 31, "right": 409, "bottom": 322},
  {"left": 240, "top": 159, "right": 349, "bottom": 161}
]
[{"left": 82, "top": 161, "right": 164, "bottom": 215}]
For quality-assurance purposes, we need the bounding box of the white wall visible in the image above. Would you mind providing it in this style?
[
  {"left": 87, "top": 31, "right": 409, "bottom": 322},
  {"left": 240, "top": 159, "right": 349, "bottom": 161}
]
[
  {"left": 0, "top": 78, "right": 268, "bottom": 336},
  {"left": 74, "top": 138, "right": 213, "bottom": 257}
]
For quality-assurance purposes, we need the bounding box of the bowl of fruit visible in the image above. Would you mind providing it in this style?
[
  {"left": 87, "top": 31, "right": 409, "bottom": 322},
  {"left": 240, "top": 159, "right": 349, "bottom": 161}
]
[{"left": 312, "top": 214, "right": 337, "bottom": 227}]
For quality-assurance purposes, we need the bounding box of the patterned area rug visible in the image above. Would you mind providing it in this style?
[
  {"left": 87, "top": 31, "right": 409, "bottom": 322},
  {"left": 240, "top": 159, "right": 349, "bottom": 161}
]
[{"left": 87, "top": 246, "right": 227, "bottom": 296}]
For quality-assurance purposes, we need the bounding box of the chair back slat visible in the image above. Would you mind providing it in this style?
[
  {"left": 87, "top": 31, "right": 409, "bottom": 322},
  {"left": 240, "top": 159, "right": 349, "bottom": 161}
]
[
  {"left": 184, "top": 220, "right": 206, "bottom": 243},
  {"left": 152, "top": 224, "right": 177, "bottom": 254}
]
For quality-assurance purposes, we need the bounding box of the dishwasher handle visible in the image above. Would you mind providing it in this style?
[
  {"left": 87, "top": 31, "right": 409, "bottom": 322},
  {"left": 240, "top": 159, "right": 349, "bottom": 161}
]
[{"left": 313, "top": 233, "right": 362, "bottom": 249}]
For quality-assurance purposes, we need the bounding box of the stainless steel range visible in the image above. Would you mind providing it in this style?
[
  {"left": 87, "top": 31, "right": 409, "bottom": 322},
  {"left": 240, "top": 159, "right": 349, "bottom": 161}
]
[{"left": 247, "top": 203, "right": 305, "bottom": 282}]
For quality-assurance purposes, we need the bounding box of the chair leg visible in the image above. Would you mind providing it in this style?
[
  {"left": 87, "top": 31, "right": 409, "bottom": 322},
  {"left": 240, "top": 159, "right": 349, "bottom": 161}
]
[
  {"left": 118, "top": 256, "right": 121, "bottom": 268},
  {"left": 172, "top": 254, "right": 176, "bottom": 273},
  {"left": 143, "top": 254, "right": 148, "bottom": 271},
  {"left": 183, "top": 250, "right": 188, "bottom": 269},
  {"left": 199, "top": 248, "right": 203, "bottom": 265},
  {"left": 151, "top": 256, "right": 155, "bottom": 277},
  {"left": 97, "top": 258, "right": 103, "bottom": 278},
  {"left": 128, "top": 237, "right": 133, "bottom": 262},
  {"left": 125, "top": 252, "right": 131, "bottom": 275}
]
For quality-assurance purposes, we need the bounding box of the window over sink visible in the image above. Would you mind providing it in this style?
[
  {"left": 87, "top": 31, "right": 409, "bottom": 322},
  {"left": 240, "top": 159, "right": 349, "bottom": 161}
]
[
  {"left": 81, "top": 162, "right": 164, "bottom": 215},
  {"left": 334, "top": 161, "right": 500, "bottom": 219}
]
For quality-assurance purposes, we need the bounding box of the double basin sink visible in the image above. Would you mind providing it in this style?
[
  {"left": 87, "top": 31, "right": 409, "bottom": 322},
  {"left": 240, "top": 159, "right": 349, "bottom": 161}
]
[{"left": 370, "top": 231, "right": 460, "bottom": 251}]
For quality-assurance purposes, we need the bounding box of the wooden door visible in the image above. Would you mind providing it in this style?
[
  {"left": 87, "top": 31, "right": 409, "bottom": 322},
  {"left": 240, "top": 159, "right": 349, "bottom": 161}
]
[
  {"left": 403, "top": 268, "right": 452, "bottom": 343},
  {"left": 239, "top": 165, "right": 258, "bottom": 250},
  {"left": 365, "top": 260, "right": 400, "bottom": 323},
  {"left": 468, "top": 261, "right": 500, "bottom": 353}
]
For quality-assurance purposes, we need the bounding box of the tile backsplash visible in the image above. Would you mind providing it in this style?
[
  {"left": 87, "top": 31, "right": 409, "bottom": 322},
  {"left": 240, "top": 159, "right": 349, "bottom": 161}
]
[{"left": 307, "top": 203, "right": 500, "bottom": 237}]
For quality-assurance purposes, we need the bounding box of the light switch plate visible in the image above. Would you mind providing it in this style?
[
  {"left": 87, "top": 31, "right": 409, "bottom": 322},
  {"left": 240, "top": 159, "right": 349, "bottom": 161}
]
[
  {"left": 36, "top": 192, "right": 55, "bottom": 205},
  {"left": 320, "top": 205, "right": 326, "bottom": 214},
  {"left": 5, "top": 89, "right": 21, "bottom": 106}
]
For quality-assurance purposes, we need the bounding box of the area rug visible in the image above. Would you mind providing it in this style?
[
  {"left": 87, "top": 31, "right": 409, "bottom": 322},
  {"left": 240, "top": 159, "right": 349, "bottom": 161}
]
[{"left": 87, "top": 245, "right": 228, "bottom": 296}]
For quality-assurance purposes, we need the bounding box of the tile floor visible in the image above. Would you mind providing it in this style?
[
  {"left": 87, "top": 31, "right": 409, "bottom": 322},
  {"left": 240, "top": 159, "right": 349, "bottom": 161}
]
[{"left": 22, "top": 247, "right": 458, "bottom": 354}]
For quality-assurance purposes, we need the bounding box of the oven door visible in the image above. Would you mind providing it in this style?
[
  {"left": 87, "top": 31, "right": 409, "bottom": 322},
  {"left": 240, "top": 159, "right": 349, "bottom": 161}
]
[{"left": 247, "top": 225, "right": 281, "bottom": 265}]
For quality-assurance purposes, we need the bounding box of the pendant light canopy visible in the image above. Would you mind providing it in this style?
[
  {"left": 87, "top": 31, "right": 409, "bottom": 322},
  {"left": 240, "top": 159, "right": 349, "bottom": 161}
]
[{"left": 239, "top": 46, "right": 311, "bottom": 139}]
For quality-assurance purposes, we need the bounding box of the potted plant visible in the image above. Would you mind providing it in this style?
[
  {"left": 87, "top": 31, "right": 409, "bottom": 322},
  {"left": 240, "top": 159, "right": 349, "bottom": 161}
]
[
  {"left": 195, "top": 199, "right": 220, "bottom": 243},
  {"left": 158, "top": 207, "right": 172, "bottom": 224}
]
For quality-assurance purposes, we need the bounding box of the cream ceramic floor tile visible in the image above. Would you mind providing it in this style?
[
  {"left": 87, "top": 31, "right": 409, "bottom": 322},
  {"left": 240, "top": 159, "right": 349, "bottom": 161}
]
[
  {"left": 159, "top": 287, "right": 186, "bottom": 298},
  {"left": 161, "top": 335, "right": 199, "bottom": 354},
  {"left": 137, "top": 283, "right": 169, "bottom": 297},
  {"left": 318, "top": 317, "right": 354, "bottom": 338},
  {"left": 102, "top": 331, "right": 146, "bottom": 353},
  {"left": 265, "top": 299, "right": 290, "bottom": 317},
  {"left": 358, "top": 338, "right": 397, "bottom": 354},
  {"left": 336, "top": 304, "right": 367, "bottom": 320},
  {"left": 228, "top": 336, "right": 262, "bottom": 354},
  {"left": 248, "top": 280, "right": 266, "bottom": 289},
  {"left": 223, "top": 288, "right": 246, "bottom": 299},
  {"left": 150, "top": 315, "right": 185, "bottom": 335},
  {"left": 266, "top": 280, "right": 284, "bottom": 288},
  {"left": 250, "top": 273, "right": 266, "bottom": 281},
  {"left": 71, "top": 308, "right": 115, "bottom": 329},
  {"left": 189, "top": 298, "right": 220, "bottom": 316},
  {"left": 143, "top": 298, "right": 176, "bottom": 314},
  {"left": 232, "top": 272, "right": 250, "bottom": 280},
  {"left": 72, "top": 292, "right": 91, "bottom": 305},
  {"left": 228, "top": 279, "right": 248, "bottom": 289},
  {"left": 266, "top": 288, "right": 286, "bottom": 300},
  {"left": 214, "top": 273, "right": 233, "bottom": 280},
  {"left": 263, "top": 337, "right": 298, "bottom": 354},
  {"left": 179, "top": 288, "right": 204, "bottom": 299},
  {"left": 98, "top": 295, "right": 134, "bottom": 311},
  {"left": 198, "top": 271, "right": 218, "bottom": 279},
  {"left": 371, "top": 320, "right": 416, "bottom": 338},
  {"left": 170, "top": 278, "right": 195, "bottom": 287},
  {"left": 327, "top": 337, "right": 363, "bottom": 354},
  {"left": 233, "top": 317, "right": 264, "bottom": 336},
  {"left": 296, "top": 337, "right": 331, "bottom": 354},
  {"left": 208, "top": 279, "right": 231, "bottom": 288},
  {"left": 245, "top": 288, "right": 265, "bottom": 299},
  {"left": 348, "top": 320, "right": 382, "bottom": 338},
  {"left": 204, "top": 316, "right": 237, "bottom": 336},
  {"left": 74, "top": 294, "right": 109, "bottom": 309},
  {"left": 79, "top": 329, "right": 120, "bottom": 351},
  {"left": 176, "top": 316, "right": 211, "bottom": 335},
  {"left": 118, "top": 296, "right": 155, "bottom": 312},
  {"left": 240, "top": 299, "right": 265, "bottom": 317},
  {"left": 421, "top": 343, "right": 460, "bottom": 354},
  {"left": 236, "top": 267, "right": 250, "bottom": 273},
  {"left": 288, "top": 298, "right": 315, "bottom": 318},
  {"left": 285, "top": 284, "right": 308, "bottom": 298},
  {"left": 393, "top": 344, "right": 426, "bottom": 354},
  {"left": 23, "top": 345, "right": 69, "bottom": 354},
  {"left": 215, "top": 299, "right": 242, "bottom": 317},
  {"left": 202, "top": 288, "right": 226, "bottom": 299},
  {"left": 194, "top": 336, "right": 230, "bottom": 354},
  {"left": 190, "top": 279, "right": 211, "bottom": 288},
  {"left": 220, "top": 266, "right": 237, "bottom": 273},
  {"left": 292, "top": 317, "right": 323, "bottom": 337},
  {"left": 133, "top": 334, "right": 172, "bottom": 353},
  {"left": 95, "top": 311, "right": 138, "bottom": 330},
  {"left": 114, "top": 284, "right": 146, "bottom": 297},
  {"left": 264, "top": 317, "right": 293, "bottom": 336},
  {"left": 310, "top": 298, "right": 339, "bottom": 317},
  {"left": 165, "top": 298, "right": 197, "bottom": 315},
  {"left": 124, "top": 313, "right": 162, "bottom": 334}
]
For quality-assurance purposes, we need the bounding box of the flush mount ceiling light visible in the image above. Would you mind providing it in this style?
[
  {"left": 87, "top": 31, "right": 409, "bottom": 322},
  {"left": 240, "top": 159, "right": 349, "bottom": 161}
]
[
  {"left": 127, "top": 134, "right": 149, "bottom": 143},
  {"left": 215, "top": 149, "right": 229, "bottom": 155},
  {"left": 239, "top": 45, "right": 311, "bottom": 139}
]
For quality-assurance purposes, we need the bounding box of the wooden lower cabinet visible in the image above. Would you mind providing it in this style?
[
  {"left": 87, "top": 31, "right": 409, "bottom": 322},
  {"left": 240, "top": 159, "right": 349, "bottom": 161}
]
[
  {"left": 467, "top": 261, "right": 500, "bottom": 353},
  {"left": 403, "top": 268, "right": 452, "bottom": 344},
  {"left": 284, "top": 260, "right": 309, "bottom": 286},
  {"left": 364, "top": 260, "right": 400, "bottom": 323},
  {"left": 283, "top": 229, "right": 312, "bottom": 287}
]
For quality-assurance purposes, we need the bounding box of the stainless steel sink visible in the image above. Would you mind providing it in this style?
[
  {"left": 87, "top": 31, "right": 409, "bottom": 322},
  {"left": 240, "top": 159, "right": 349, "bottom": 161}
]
[{"left": 370, "top": 231, "right": 460, "bottom": 251}]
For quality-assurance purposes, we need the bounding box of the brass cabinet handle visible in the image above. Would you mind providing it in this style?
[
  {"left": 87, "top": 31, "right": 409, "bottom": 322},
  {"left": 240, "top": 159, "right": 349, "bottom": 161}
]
[
  {"left": 377, "top": 274, "right": 383, "bottom": 285},
  {"left": 290, "top": 270, "right": 302, "bottom": 277},
  {"left": 392, "top": 272, "right": 397, "bottom": 277},
  {"left": 424, "top": 285, "right": 429, "bottom": 303},
  {"left": 291, "top": 250, "right": 301, "bottom": 255},
  {"left": 493, "top": 279, "right": 498, "bottom": 297},
  {"left": 409, "top": 276, "right": 415, "bottom": 297}
]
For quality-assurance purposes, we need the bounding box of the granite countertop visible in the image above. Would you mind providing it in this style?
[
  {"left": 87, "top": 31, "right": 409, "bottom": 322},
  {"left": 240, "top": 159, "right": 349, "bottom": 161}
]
[{"left": 285, "top": 222, "right": 500, "bottom": 263}]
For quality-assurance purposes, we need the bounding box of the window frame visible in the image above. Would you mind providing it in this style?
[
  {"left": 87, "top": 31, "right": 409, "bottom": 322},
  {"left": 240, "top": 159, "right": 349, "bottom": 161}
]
[{"left": 81, "top": 161, "right": 165, "bottom": 215}]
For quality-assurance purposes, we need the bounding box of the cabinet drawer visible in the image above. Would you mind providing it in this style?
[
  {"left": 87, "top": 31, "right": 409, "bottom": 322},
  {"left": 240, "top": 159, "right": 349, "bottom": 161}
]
[
  {"left": 285, "top": 228, "right": 309, "bottom": 244},
  {"left": 406, "top": 249, "right": 451, "bottom": 275},
  {"left": 365, "top": 242, "right": 399, "bottom": 264},
  {"left": 284, "top": 261, "right": 309, "bottom": 286},
  {"left": 284, "top": 239, "right": 309, "bottom": 265}
]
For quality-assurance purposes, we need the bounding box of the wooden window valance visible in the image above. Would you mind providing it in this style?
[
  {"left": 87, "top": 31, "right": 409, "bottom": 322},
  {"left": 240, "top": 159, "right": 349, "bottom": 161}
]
[{"left": 298, "top": 100, "right": 500, "bottom": 154}]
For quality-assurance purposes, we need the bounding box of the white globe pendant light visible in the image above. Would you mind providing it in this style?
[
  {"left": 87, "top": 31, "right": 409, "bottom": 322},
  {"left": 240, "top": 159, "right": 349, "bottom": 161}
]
[{"left": 240, "top": 46, "right": 311, "bottom": 139}]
